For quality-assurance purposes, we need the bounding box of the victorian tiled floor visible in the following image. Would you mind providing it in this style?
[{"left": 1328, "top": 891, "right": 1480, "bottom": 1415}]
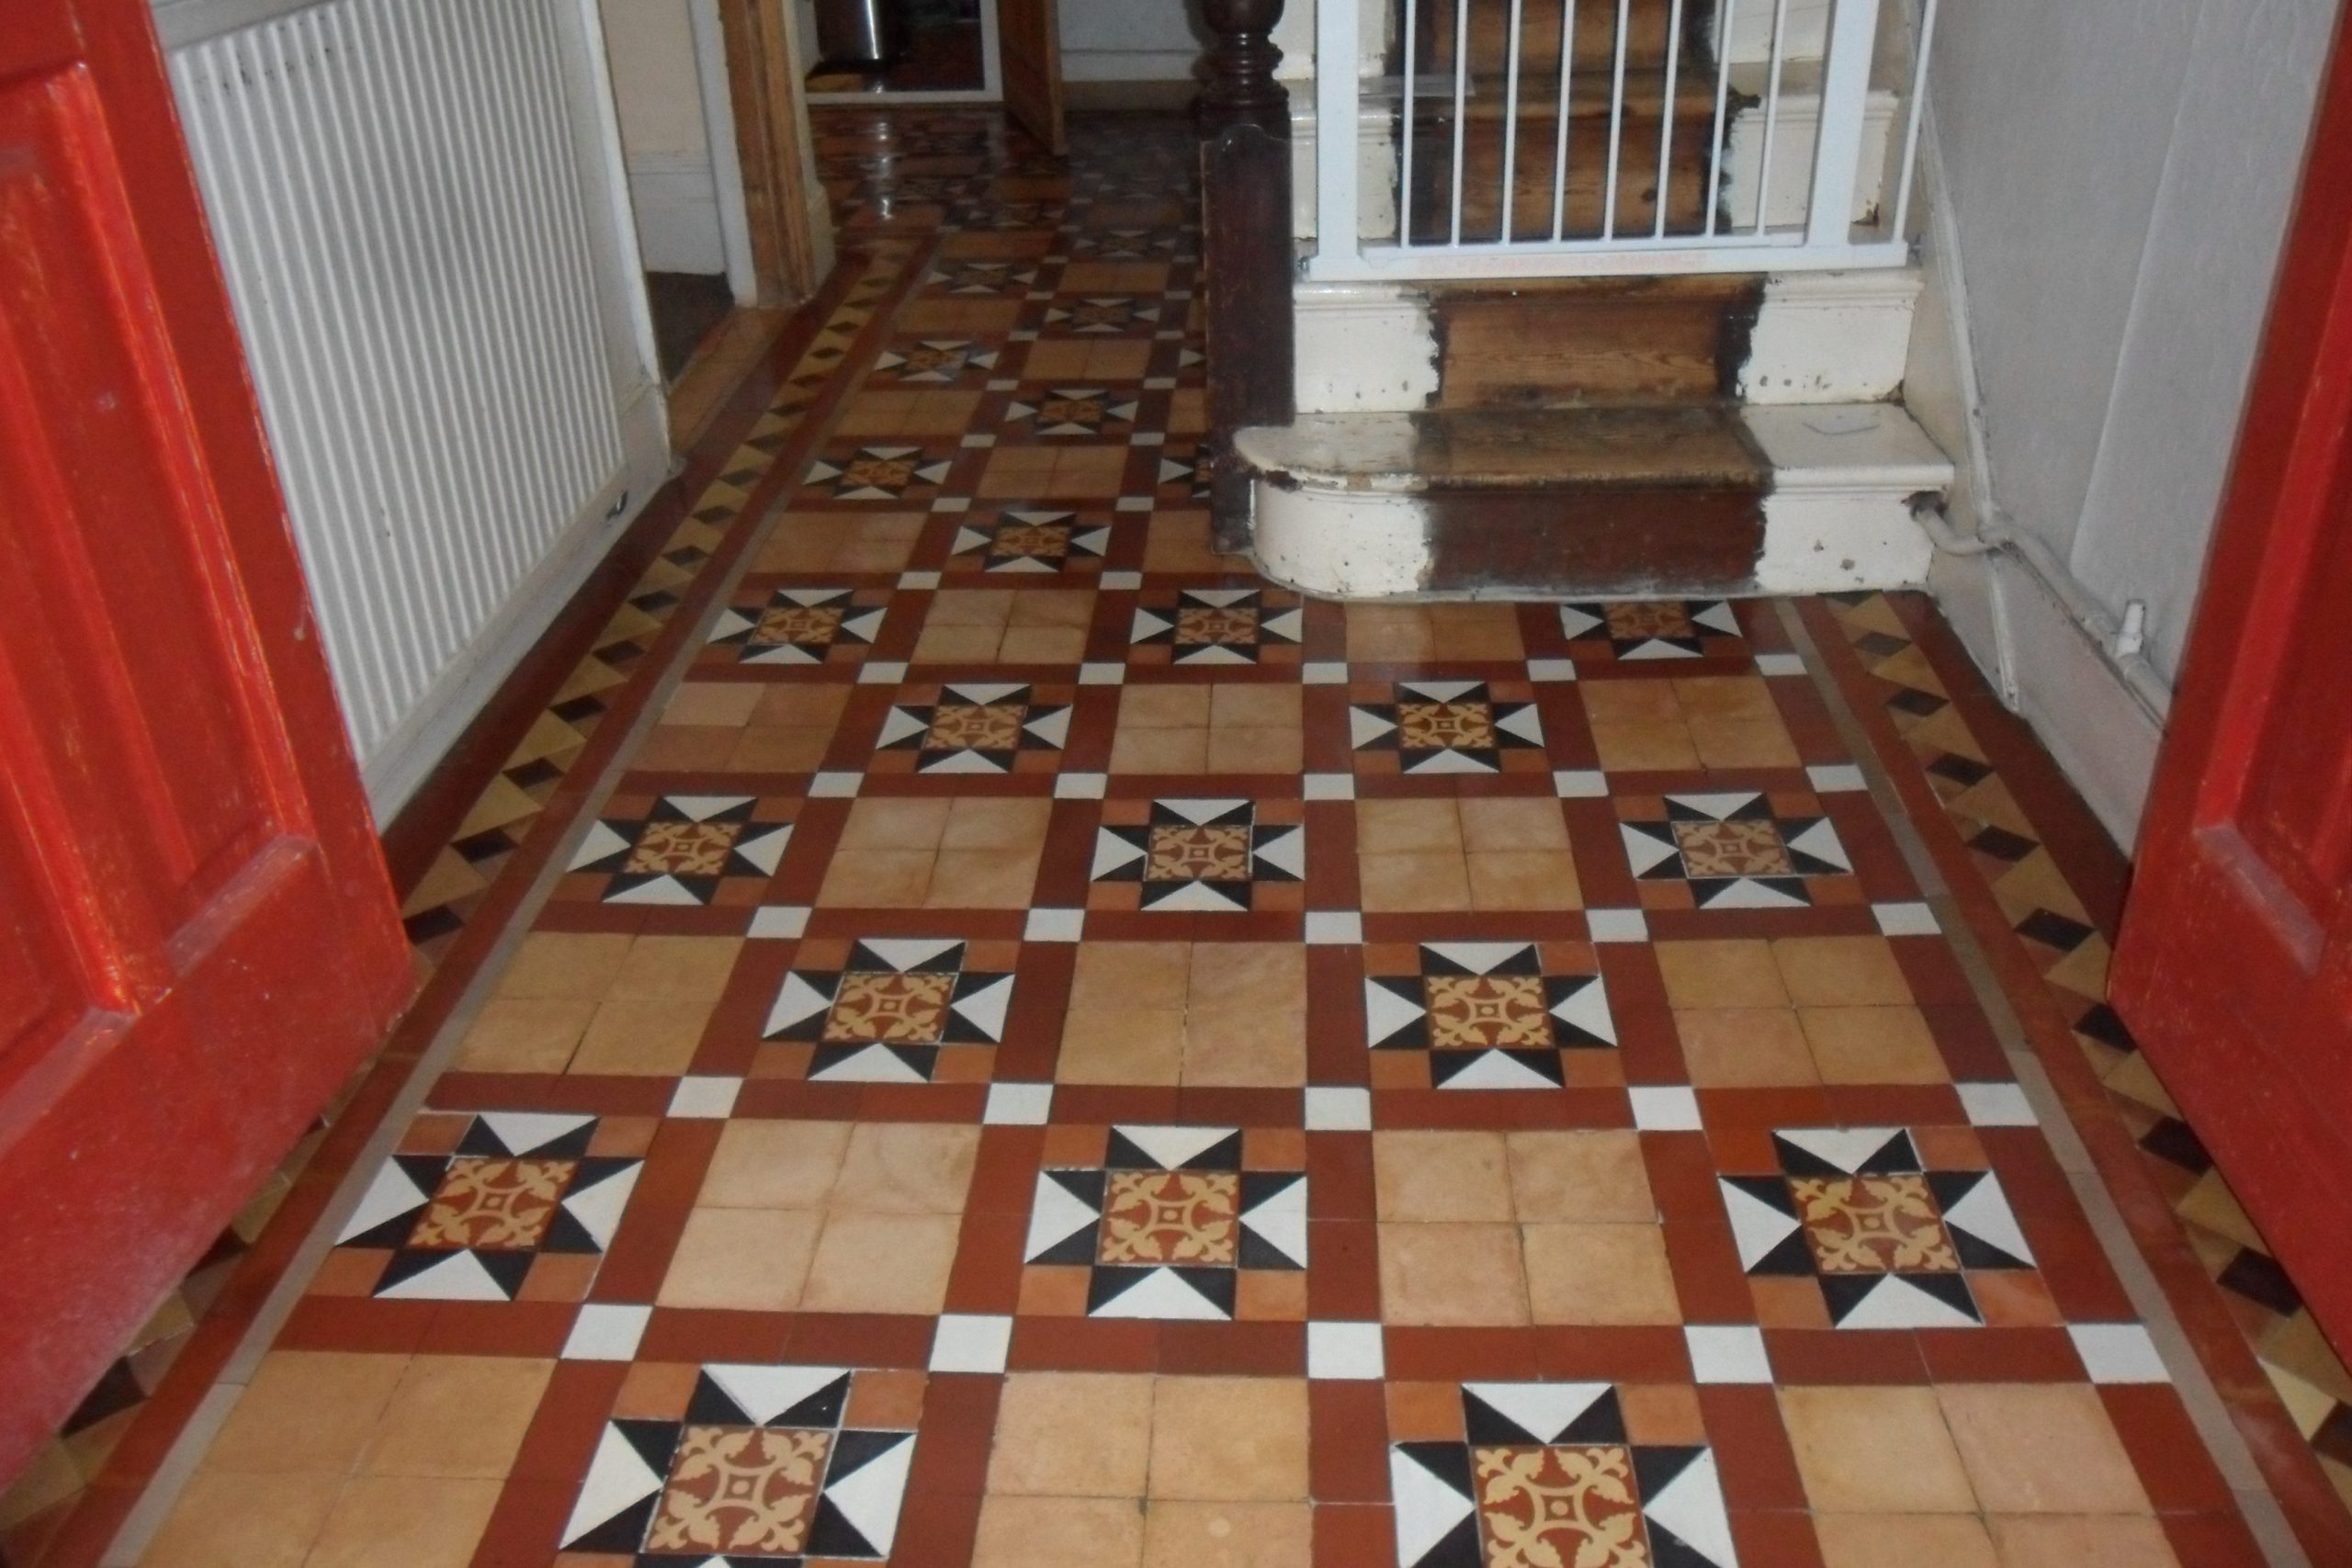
[{"left": 66, "top": 108, "right": 2347, "bottom": 1568}]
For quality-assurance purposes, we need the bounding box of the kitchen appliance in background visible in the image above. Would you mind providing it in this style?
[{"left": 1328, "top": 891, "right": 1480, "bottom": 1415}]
[{"left": 817, "top": 0, "right": 903, "bottom": 68}]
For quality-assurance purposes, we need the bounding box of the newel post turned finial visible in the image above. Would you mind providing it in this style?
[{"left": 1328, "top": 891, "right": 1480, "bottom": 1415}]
[{"left": 1198, "top": 0, "right": 1290, "bottom": 137}]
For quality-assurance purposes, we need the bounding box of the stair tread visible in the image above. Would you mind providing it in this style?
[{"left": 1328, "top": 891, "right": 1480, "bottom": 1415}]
[
  {"left": 1393, "top": 67, "right": 1730, "bottom": 122},
  {"left": 1238, "top": 404, "right": 1954, "bottom": 492}
]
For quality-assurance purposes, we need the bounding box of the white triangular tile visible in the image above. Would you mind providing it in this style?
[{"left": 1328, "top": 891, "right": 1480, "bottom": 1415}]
[
  {"left": 1941, "top": 1175, "right": 2034, "bottom": 1263},
  {"left": 1023, "top": 1176, "right": 1102, "bottom": 1260},
  {"left": 1837, "top": 1274, "right": 1980, "bottom": 1329},
  {"left": 1239, "top": 1178, "right": 1308, "bottom": 1266},
  {"left": 1462, "top": 1382, "right": 1612, "bottom": 1444},
  {"left": 1719, "top": 1181, "right": 1802, "bottom": 1269},
  {"left": 1254, "top": 825, "right": 1306, "bottom": 879},
  {"left": 375, "top": 1251, "right": 509, "bottom": 1302},
  {"left": 1117, "top": 1124, "right": 1238, "bottom": 1169},
  {"left": 1423, "top": 942, "right": 1532, "bottom": 976},
  {"left": 1640, "top": 1448, "right": 1737, "bottom": 1566},
  {"left": 765, "top": 973, "right": 837, "bottom": 1036},
  {"left": 858, "top": 939, "right": 964, "bottom": 973},
  {"left": 336, "top": 1162, "right": 431, "bottom": 1244},
  {"left": 1091, "top": 830, "right": 1148, "bottom": 880},
  {"left": 1090, "top": 1268, "right": 1228, "bottom": 1319},
  {"left": 821, "top": 1430, "right": 915, "bottom": 1553},
  {"left": 1439, "top": 1051, "right": 1560, "bottom": 1090},
  {"left": 705, "top": 1364, "right": 848, "bottom": 1427},
  {"left": 560, "top": 1162, "right": 641, "bottom": 1250},
  {"left": 1548, "top": 976, "right": 1617, "bottom": 1045},
  {"left": 1774, "top": 1128, "right": 1903, "bottom": 1174},
  {"left": 809, "top": 1044, "right": 930, "bottom": 1083},
  {"left": 560, "top": 1424, "right": 665, "bottom": 1546},
  {"left": 1392, "top": 1447, "right": 1476, "bottom": 1566},
  {"left": 735, "top": 826, "right": 792, "bottom": 876},
  {"left": 951, "top": 974, "right": 1015, "bottom": 1042},
  {"left": 478, "top": 1112, "right": 595, "bottom": 1155},
  {"left": 568, "top": 821, "right": 631, "bottom": 871},
  {"left": 1363, "top": 981, "right": 1430, "bottom": 1046},
  {"left": 602, "top": 875, "right": 704, "bottom": 907}
]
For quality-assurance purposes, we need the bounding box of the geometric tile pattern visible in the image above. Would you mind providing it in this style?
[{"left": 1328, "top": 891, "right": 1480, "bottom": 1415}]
[
  {"left": 708, "top": 588, "right": 889, "bottom": 665},
  {"left": 1620, "top": 791, "right": 1854, "bottom": 908},
  {"left": 38, "top": 107, "right": 2340, "bottom": 1568},
  {"left": 561, "top": 1365, "right": 915, "bottom": 1562},
  {"left": 1720, "top": 1128, "right": 2035, "bottom": 1328},
  {"left": 763, "top": 938, "right": 1015, "bottom": 1082},
  {"left": 332, "top": 1112, "right": 641, "bottom": 1301},
  {"left": 1090, "top": 798, "right": 1306, "bottom": 911},
  {"left": 568, "top": 795, "right": 793, "bottom": 904},
  {"left": 1560, "top": 598, "right": 1745, "bottom": 660},
  {"left": 874, "top": 682, "right": 1071, "bottom": 773},
  {"left": 1363, "top": 942, "right": 1615, "bottom": 1089},
  {"left": 1351, "top": 681, "right": 1546, "bottom": 775},
  {"left": 1390, "top": 1382, "right": 1736, "bottom": 1568},
  {"left": 1022, "top": 1125, "right": 1306, "bottom": 1319}
]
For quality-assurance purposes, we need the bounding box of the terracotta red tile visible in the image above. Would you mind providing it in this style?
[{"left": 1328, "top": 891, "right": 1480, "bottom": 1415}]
[
  {"left": 1726, "top": 1511, "right": 1826, "bottom": 1568},
  {"left": 1663, "top": 1224, "right": 1753, "bottom": 1323},
  {"left": 2102, "top": 1384, "right": 2239, "bottom": 1513},
  {"left": 467, "top": 1478, "right": 578, "bottom": 1568},
  {"left": 509, "top": 1361, "right": 628, "bottom": 1482},
  {"left": 1315, "top": 1503, "right": 1397, "bottom": 1568},
  {"left": 1698, "top": 1385, "right": 1807, "bottom": 1510},
  {"left": 1159, "top": 1321, "right": 1304, "bottom": 1376},
  {"left": 944, "top": 1211, "right": 1025, "bottom": 1314},
  {"left": 592, "top": 1117, "right": 719, "bottom": 1302},
  {"left": 637, "top": 1307, "right": 791, "bottom": 1363},
  {"left": 1383, "top": 1326, "right": 1550, "bottom": 1381},
  {"left": 422, "top": 1301, "right": 575, "bottom": 1356},
  {"left": 2159, "top": 1510, "right": 2270, "bottom": 1567},
  {"left": 1535, "top": 1327, "right": 1690, "bottom": 1382},
  {"left": 1915, "top": 1326, "right": 2082, "bottom": 1382},
  {"left": 913, "top": 1371, "right": 1002, "bottom": 1497},
  {"left": 1006, "top": 1315, "right": 1158, "bottom": 1371},
  {"left": 1309, "top": 1382, "right": 1390, "bottom": 1503},
  {"left": 274, "top": 1296, "right": 436, "bottom": 1354},
  {"left": 1306, "top": 1220, "right": 1382, "bottom": 1318},
  {"left": 1760, "top": 1329, "right": 1928, "bottom": 1384},
  {"left": 1641, "top": 1131, "right": 1724, "bottom": 1222},
  {"left": 788, "top": 1313, "right": 935, "bottom": 1367}
]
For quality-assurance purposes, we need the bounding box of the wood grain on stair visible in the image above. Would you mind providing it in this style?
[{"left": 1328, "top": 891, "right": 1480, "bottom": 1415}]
[
  {"left": 1430, "top": 275, "right": 1763, "bottom": 407},
  {"left": 1425, "top": 0, "right": 1686, "bottom": 78}
]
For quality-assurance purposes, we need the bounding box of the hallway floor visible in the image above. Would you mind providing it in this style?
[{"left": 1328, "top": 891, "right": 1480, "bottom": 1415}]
[{"left": 19, "top": 109, "right": 2352, "bottom": 1568}]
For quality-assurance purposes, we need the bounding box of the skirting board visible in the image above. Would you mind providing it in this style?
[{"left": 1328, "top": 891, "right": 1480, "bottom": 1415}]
[
  {"left": 359, "top": 379, "right": 673, "bottom": 820},
  {"left": 1928, "top": 544, "right": 2164, "bottom": 852}
]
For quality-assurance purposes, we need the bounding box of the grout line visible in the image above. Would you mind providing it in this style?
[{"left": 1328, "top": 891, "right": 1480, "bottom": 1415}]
[{"left": 1775, "top": 597, "right": 2309, "bottom": 1566}]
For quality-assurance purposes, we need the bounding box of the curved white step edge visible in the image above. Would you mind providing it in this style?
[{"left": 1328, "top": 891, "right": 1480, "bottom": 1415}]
[
  {"left": 1293, "top": 271, "right": 1921, "bottom": 414},
  {"left": 1244, "top": 402, "right": 1953, "bottom": 599},
  {"left": 1747, "top": 403, "right": 1951, "bottom": 593}
]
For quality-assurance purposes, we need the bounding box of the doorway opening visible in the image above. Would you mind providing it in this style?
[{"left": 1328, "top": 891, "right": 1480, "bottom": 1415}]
[
  {"left": 597, "top": 0, "right": 833, "bottom": 446},
  {"left": 802, "top": 0, "right": 1001, "bottom": 101}
]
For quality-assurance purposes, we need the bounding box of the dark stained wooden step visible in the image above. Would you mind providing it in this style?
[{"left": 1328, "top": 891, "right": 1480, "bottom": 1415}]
[
  {"left": 1424, "top": 0, "right": 1706, "bottom": 81},
  {"left": 1238, "top": 406, "right": 1771, "bottom": 594},
  {"left": 1404, "top": 110, "right": 1724, "bottom": 243},
  {"left": 1428, "top": 275, "right": 1765, "bottom": 408}
]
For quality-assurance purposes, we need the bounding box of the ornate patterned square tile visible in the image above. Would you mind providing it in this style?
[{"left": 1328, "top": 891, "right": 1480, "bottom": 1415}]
[
  {"left": 566, "top": 795, "right": 793, "bottom": 906},
  {"left": 1364, "top": 942, "right": 1615, "bottom": 1089},
  {"left": 802, "top": 446, "right": 956, "bottom": 502},
  {"left": 1129, "top": 587, "right": 1305, "bottom": 667},
  {"left": 1021, "top": 1125, "right": 1306, "bottom": 1318},
  {"left": 706, "top": 587, "right": 889, "bottom": 667},
  {"left": 763, "top": 938, "right": 1016, "bottom": 1082},
  {"left": 1559, "top": 600, "right": 1746, "bottom": 661},
  {"left": 331, "top": 1113, "right": 642, "bottom": 1301},
  {"left": 1351, "top": 681, "right": 1548, "bottom": 775},
  {"left": 1001, "top": 387, "right": 1140, "bottom": 438},
  {"left": 1618, "top": 792, "right": 1854, "bottom": 909},
  {"left": 561, "top": 1365, "right": 917, "bottom": 1562},
  {"left": 947, "top": 510, "right": 1114, "bottom": 574},
  {"left": 873, "top": 682, "right": 1072, "bottom": 774},
  {"left": 1089, "top": 798, "right": 1306, "bottom": 912},
  {"left": 926, "top": 259, "right": 1038, "bottom": 295},
  {"left": 1042, "top": 295, "right": 1162, "bottom": 334},
  {"left": 872, "top": 338, "right": 1001, "bottom": 383},
  {"left": 1719, "top": 1128, "right": 2036, "bottom": 1328},
  {"left": 1391, "top": 1382, "right": 1736, "bottom": 1568}
]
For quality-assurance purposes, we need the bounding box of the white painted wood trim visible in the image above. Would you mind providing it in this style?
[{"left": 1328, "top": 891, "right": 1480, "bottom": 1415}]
[{"left": 690, "top": 0, "right": 760, "bottom": 305}]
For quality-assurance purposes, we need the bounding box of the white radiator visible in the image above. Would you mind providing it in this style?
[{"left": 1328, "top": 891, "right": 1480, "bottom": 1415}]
[{"left": 160, "top": 0, "right": 669, "bottom": 815}]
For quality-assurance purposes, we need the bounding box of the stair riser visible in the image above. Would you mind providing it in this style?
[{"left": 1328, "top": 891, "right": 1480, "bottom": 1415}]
[
  {"left": 1428, "top": 0, "right": 1703, "bottom": 79},
  {"left": 1295, "top": 273, "right": 1917, "bottom": 412},
  {"left": 1429, "top": 280, "right": 1760, "bottom": 408},
  {"left": 1408, "top": 122, "right": 1719, "bottom": 244}
]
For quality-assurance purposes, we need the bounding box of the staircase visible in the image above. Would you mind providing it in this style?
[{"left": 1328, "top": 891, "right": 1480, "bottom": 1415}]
[{"left": 1201, "top": 0, "right": 1952, "bottom": 600}]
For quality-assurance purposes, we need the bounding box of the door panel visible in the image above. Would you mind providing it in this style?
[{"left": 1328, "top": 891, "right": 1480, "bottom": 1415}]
[
  {"left": 2113, "top": 7, "right": 2352, "bottom": 1343},
  {"left": 999, "top": 0, "right": 1065, "bottom": 155},
  {"left": 0, "top": 0, "right": 414, "bottom": 1474}
]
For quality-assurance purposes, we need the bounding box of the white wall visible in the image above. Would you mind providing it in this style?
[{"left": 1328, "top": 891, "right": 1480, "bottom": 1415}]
[
  {"left": 1907, "top": 0, "right": 2336, "bottom": 846},
  {"left": 601, "top": 0, "right": 729, "bottom": 274},
  {"left": 1059, "top": 0, "right": 1206, "bottom": 82}
]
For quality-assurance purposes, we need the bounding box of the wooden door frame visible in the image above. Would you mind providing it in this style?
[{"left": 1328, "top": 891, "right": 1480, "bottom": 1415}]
[
  {"left": 2113, "top": 2, "right": 2352, "bottom": 1332},
  {"left": 716, "top": 0, "right": 830, "bottom": 303}
]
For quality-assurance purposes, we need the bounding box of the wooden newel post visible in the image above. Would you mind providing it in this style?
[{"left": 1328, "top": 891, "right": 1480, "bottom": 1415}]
[{"left": 1197, "top": 0, "right": 1295, "bottom": 556}]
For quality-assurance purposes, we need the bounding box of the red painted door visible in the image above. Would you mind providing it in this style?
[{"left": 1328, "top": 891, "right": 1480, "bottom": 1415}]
[
  {"left": 0, "top": 0, "right": 415, "bottom": 1475},
  {"left": 2112, "top": 10, "right": 2352, "bottom": 1345}
]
